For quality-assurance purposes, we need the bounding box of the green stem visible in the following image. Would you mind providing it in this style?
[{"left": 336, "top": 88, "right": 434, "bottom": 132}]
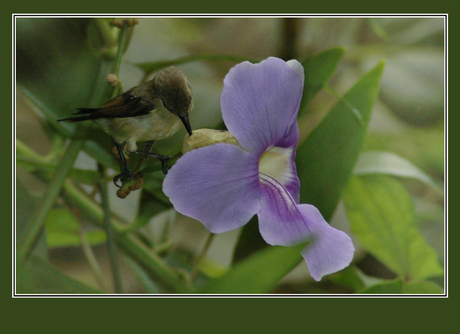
[
  {"left": 85, "top": 23, "right": 134, "bottom": 294},
  {"left": 94, "top": 19, "right": 118, "bottom": 51},
  {"left": 113, "top": 25, "right": 130, "bottom": 76},
  {"left": 16, "top": 17, "right": 133, "bottom": 271},
  {"left": 78, "top": 226, "right": 110, "bottom": 292},
  {"left": 136, "top": 54, "right": 260, "bottom": 81},
  {"left": 279, "top": 18, "right": 299, "bottom": 61},
  {"left": 109, "top": 24, "right": 131, "bottom": 98},
  {"left": 16, "top": 139, "right": 44, "bottom": 162},
  {"left": 190, "top": 233, "right": 215, "bottom": 281},
  {"left": 17, "top": 137, "right": 85, "bottom": 265},
  {"left": 98, "top": 164, "right": 123, "bottom": 293}
]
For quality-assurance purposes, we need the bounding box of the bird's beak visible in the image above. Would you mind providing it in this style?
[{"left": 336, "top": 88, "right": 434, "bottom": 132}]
[{"left": 179, "top": 113, "right": 193, "bottom": 136}]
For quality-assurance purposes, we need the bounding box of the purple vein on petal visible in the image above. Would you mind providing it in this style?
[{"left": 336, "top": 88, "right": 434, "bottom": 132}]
[{"left": 257, "top": 173, "right": 313, "bottom": 246}]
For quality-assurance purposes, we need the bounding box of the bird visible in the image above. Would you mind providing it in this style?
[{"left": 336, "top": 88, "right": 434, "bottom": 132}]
[{"left": 58, "top": 66, "right": 193, "bottom": 187}]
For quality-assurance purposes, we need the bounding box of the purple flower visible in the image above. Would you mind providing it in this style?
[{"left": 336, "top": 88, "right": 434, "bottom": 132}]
[{"left": 163, "top": 57, "right": 354, "bottom": 281}]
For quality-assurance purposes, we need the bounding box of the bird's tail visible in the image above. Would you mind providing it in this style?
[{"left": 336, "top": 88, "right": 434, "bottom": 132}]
[{"left": 57, "top": 108, "right": 101, "bottom": 122}]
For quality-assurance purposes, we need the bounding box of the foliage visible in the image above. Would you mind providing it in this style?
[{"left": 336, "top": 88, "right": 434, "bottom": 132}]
[{"left": 15, "top": 17, "right": 445, "bottom": 295}]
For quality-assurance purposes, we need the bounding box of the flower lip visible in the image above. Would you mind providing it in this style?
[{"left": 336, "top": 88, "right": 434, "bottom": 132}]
[{"left": 257, "top": 173, "right": 355, "bottom": 280}]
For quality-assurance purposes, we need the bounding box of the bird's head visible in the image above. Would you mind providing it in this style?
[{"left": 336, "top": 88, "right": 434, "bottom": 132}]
[{"left": 154, "top": 66, "right": 193, "bottom": 136}]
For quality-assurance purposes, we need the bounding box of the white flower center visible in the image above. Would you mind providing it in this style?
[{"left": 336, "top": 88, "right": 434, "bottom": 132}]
[{"left": 258, "top": 146, "right": 293, "bottom": 185}]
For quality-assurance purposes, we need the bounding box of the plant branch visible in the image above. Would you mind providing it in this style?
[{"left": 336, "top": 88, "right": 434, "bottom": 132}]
[
  {"left": 109, "top": 24, "right": 131, "bottom": 97},
  {"left": 98, "top": 164, "right": 123, "bottom": 293},
  {"left": 62, "top": 181, "right": 189, "bottom": 292},
  {"left": 190, "top": 233, "right": 215, "bottom": 281},
  {"left": 279, "top": 18, "right": 300, "bottom": 61},
  {"left": 78, "top": 226, "right": 111, "bottom": 292}
]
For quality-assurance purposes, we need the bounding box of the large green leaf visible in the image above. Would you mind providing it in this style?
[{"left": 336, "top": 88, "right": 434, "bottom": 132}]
[
  {"left": 344, "top": 175, "right": 443, "bottom": 280},
  {"left": 296, "top": 61, "right": 385, "bottom": 220},
  {"left": 299, "top": 47, "right": 346, "bottom": 113},
  {"left": 201, "top": 242, "right": 307, "bottom": 294}
]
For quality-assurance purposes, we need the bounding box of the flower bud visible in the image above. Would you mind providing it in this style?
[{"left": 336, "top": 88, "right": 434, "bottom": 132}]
[
  {"left": 107, "top": 73, "right": 120, "bottom": 88},
  {"left": 181, "top": 129, "right": 239, "bottom": 154}
]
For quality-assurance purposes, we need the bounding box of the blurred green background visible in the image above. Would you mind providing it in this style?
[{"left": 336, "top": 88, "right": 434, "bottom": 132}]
[{"left": 16, "top": 17, "right": 444, "bottom": 293}]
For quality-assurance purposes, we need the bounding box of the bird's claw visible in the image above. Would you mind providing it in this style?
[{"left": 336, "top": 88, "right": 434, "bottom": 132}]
[
  {"left": 113, "top": 170, "right": 134, "bottom": 188},
  {"left": 133, "top": 151, "right": 172, "bottom": 175},
  {"left": 158, "top": 156, "right": 172, "bottom": 174}
]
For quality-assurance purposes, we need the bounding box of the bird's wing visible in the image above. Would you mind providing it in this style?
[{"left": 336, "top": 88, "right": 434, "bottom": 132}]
[
  {"left": 79, "top": 92, "right": 155, "bottom": 118},
  {"left": 58, "top": 91, "right": 156, "bottom": 123}
]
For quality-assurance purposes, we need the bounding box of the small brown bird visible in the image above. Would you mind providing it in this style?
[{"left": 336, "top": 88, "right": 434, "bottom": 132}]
[{"left": 59, "top": 66, "right": 193, "bottom": 186}]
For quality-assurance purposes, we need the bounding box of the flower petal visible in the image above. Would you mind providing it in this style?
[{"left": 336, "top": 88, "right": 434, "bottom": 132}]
[
  {"left": 298, "top": 205, "right": 355, "bottom": 281},
  {"left": 287, "top": 59, "right": 306, "bottom": 81},
  {"left": 257, "top": 174, "right": 354, "bottom": 281},
  {"left": 163, "top": 143, "right": 261, "bottom": 233},
  {"left": 220, "top": 57, "right": 304, "bottom": 155}
]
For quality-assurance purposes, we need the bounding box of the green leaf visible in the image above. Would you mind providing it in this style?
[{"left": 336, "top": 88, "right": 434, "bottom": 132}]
[
  {"left": 402, "top": 280, "right": 444, "bottom": 294},
  {"left": 363, "top": 124, "right": 444, "bottom": 178},
  {"left": 232, "top": 216, "right": 267, "bottom": 263},
  {"left": 296, "top": 61, "right": 385, "bottom": 221},
  {"left": 45, "top": 208, "right": 106, "bottom": 248},
  {"left": 359, "top": 278, "right": 444, "bottom": 294},
  {"left": 344, "top": 175, "right": 443, "bottom": 280},
  {"left": 299, "top": 47, "right": 346, "bottom": 113},
  {"left": 327, "top": 266, "right": 366, "bottom": 292},
  {"left": 354, "top": 151, "right": 442, "bottom": 194},
  {"left": 201, "top": 242, "right": 307, "bottom": 294},
  {"left": 17, "top": 254, "right": 101, "bottom": 294},
  {"left": 359, "top": 278, "right": 404, "bottom": 294}
]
